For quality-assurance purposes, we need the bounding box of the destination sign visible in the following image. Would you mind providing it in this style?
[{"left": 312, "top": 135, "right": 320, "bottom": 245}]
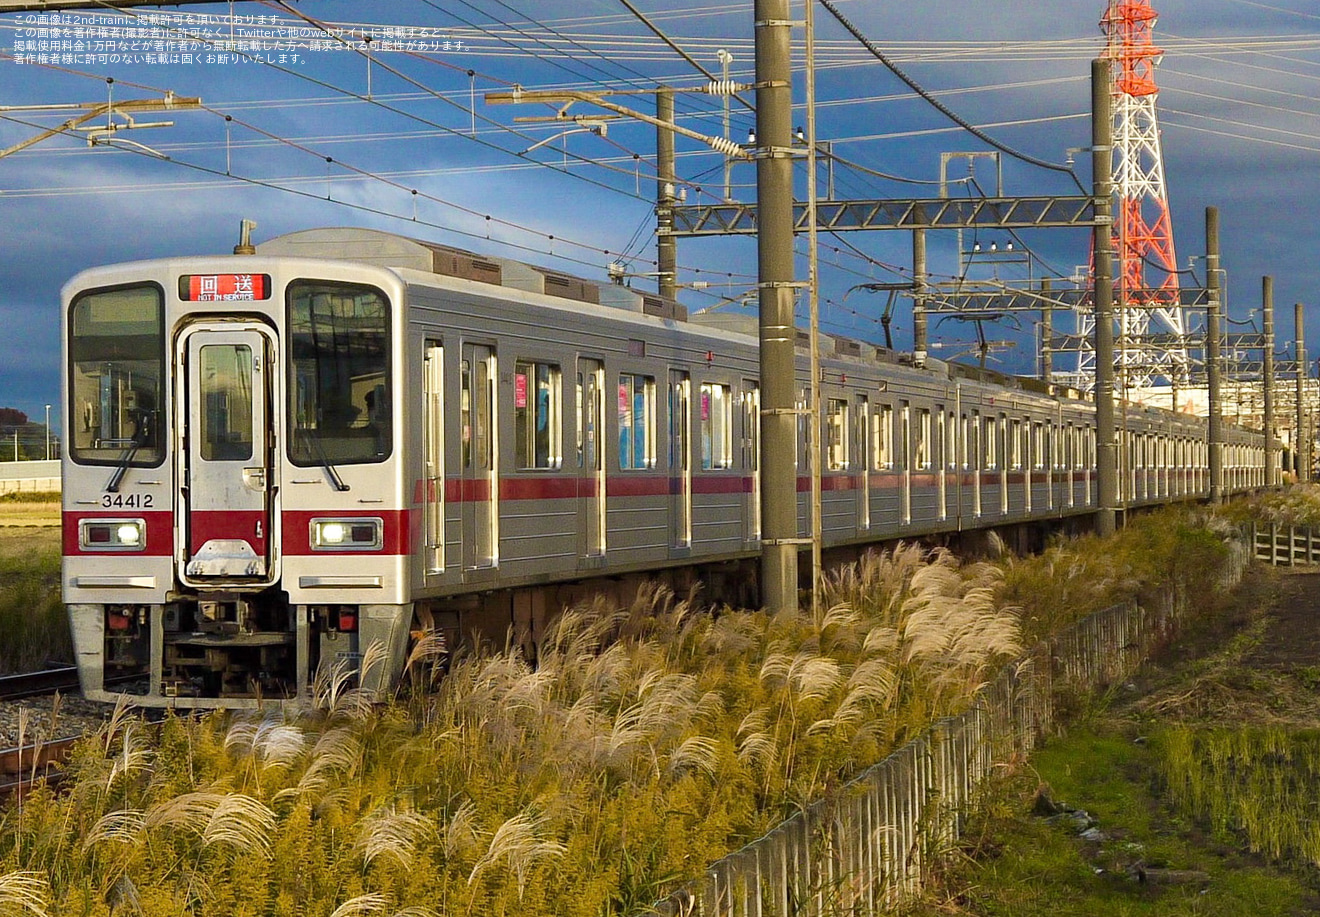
[{"left": 180, "top": 274, "right": 271, "bottom": 302}]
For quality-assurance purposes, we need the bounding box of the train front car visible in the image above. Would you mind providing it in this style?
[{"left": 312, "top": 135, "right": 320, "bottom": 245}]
[{"left": 62, "top": 257, "right": 412, "bottom": 708}]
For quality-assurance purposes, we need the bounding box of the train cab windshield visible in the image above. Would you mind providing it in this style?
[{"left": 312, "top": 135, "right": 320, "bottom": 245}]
[
  {"left": 287, "top": 280, "right": 392, "bottom": 466},
  {"left": 67, "top": 284, "right": 165, "bottom": 467}
]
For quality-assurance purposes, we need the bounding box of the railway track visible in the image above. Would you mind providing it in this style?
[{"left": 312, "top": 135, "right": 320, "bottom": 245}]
[
  {"left": 0, "top": 666, "right": 82, "bottom": 702},
  {"left": 0, "top": 736, "right": 79, "bottom": 798},
  {"left": 0, "top": 667, "right": 139, "bottom": 798}
]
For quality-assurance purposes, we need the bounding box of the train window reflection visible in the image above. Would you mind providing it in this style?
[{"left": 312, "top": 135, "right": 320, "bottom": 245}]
[
  {"left": 515, "top": 360, "right": 561, "bottom": 470},
  {"left": 618, "top": 373, "right": 655, "bottom": 470},
  {"left": 827, "top": 398, "right": 850, "bottom": 471},
  {"left": 288, "top": 281, "right": 391, "bottom": 466},
  {"left": 701, "top": 383, "right": 733, "bottom": 470},
  {"left": 68, "top": 283, "right": 165, "bottom": 467},
  {"left": 199, "top": 345, "right": 254, "bottom": 462},
  {"left": 873, "top": 405, "right": 894, "bottom": 470}
]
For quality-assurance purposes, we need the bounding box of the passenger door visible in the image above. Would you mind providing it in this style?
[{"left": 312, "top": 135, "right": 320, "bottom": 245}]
[
  {"left": 741, "top": 382, "right": 761, "bottom": 544},
  {"left": 669, "top": 370, "right": 692, "bottom": 551},
  {"left": 461, "top": 343, "right": 498, "bottom": 573},
  {"left": 578, "top": 358, "right": 606, "bottom": 564}
]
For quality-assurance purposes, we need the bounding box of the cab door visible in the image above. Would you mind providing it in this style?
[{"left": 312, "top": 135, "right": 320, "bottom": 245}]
[{"left": 178, "top": 322, "right": 276, "bottom": 585}]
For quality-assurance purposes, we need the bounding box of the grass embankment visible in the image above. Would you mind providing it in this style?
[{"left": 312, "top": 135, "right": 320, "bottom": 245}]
[
  {"left": 1001, "top": 507, "right": 1231, "bottom": 645},
  {"left": 1216, "top": 482, "right": 1320, "bottom": 529},
  {"left": 0, "top": 522, "right": 68, "bottom": 672},
  {"left": 0, "top": 507, "right": 1240, "bottom": 916},
  {"left": 0, "top": 491, "right": 59, "bottom": 528},
  {"left": 922, "top": 562, "right": 1320, "bottom": 916}
]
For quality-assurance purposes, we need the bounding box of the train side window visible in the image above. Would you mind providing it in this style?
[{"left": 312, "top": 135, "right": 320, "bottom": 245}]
[
  {"left": 873, "top": 405, "right": 894, "bottom": 470},
  {"left": 700, "top": 382, "right": 734, "bottom": 470},
  {"left": 68, "top": 283, "right": 166, "bottom": 467},
  {"left": 984, "top": 415, "right": 997, "bottom": 470},
  {"left": 827, "top": 398, "right": 850, "bottom": 471},
  {"left": 793, "top": 389, "right": 808, "bottom": 472},
  {"left": 1033, "top": 422, "right": 1046, "bottom": 470},
  {"left": 741, "top": 382, "right": 760, "bottom": 473},
  {"left": 900, "top": 403, "right": 911, "bottom": 471},
  {"left": 618, "top": 373, "right": 656, "bottom": 470},
  {"left": 915, "top": 408, "right": 931, "bottom": 470},
  {"left": 514, "top": 360, "right": 561, "bottom": 470}
]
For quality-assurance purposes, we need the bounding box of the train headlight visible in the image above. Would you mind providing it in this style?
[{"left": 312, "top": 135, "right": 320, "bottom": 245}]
[
  {"left": 80, "top": 519, "right": 147, "bottom": 551},
  {"left": 116, "top": 524, "right": 142, "bottom": 546},
  {"left": 310, "top": 518, "right": 383, "bottom": 550},
  {"left": 318, "top": 522, "right": 347, "bottom": 545}
]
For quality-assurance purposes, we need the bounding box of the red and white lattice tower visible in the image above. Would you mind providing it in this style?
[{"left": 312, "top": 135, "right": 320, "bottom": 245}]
[{"left": 1074, "top": 0, "right": 1189, "bottom": 391}]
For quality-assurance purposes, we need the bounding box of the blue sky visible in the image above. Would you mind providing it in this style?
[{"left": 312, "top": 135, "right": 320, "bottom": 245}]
[{"left": 1, "top": 0, "right": 1318, "bottom": 428}]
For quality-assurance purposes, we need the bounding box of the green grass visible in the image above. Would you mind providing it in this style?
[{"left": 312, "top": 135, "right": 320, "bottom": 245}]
[
  {"left": 1154, "top": 727, "right": 1320, "bottom": 866},
  {"left": 935, "top": 727, "right": 1318, "bottom": 917},
  {"left": 0, "top": 528, "right": 70, "bottom": 671}
]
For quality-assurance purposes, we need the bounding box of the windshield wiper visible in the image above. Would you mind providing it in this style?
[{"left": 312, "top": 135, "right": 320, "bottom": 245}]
[
  {"left": 104, "top": 409, "right": 154, "bottom": 493},
  {"left": 298, "top": 428, "right": 350, "bottom": 492}
]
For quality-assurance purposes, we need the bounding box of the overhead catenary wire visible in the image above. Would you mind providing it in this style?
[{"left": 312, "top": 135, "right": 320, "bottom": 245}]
[
  {"left": 414, "top": 0, "right": 745, "bottom": 132},
  {"left": 0, "top": 50, "right": 646, "bottom": 266},
  {"left": 0, "top": 105, "right": 752, "bottom": 287},
  {"left": 76, "top": 0, "right": 668, "bottom": 206},
  {"left": 611, "top": 0, "right": 754, "bottom": 114},
  {"left": 814, "top": 0, "right": 1088, "bottom": 193},
  {"left": 0, "top": 50, "right": 754, "bottom": 282}
]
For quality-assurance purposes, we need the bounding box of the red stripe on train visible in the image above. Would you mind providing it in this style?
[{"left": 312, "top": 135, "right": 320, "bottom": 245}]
[
  {"left": 282, "top": 509, "right": 411, "bottom": 556},
  {"left": 63, "top": 511, "right": 175, "bottom": 557}
]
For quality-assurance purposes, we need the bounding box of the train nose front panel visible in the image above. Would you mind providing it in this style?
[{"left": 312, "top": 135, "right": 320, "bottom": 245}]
[{"left": 178, "top": 322, "right": 278, "bottom": 586}]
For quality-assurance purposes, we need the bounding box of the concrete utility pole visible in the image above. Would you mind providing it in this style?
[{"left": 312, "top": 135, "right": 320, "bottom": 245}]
[
  {"left": 1263, "top": 276, "right": 1276, "bottom": 487},
  {"left": 1040, "top": 277, "right": 1053, "bottom": 382},
  {"left": 1297, "top": 303, "right": 1308, "bottom": 481},
  {"left": 1206, "top": 207, "right": 1224, "bottom": 503},
  {"left": 912, "top": 227, "right": 928, "bottom": 365},
  {"left": 655, "top": 89, "right": 678, "bottom": 302},
  {"left": 1092, "top": 59, "right": 1118, "bottom": 537},
  {"left": 755, "top": 0, "right": 801, "bottom": 614}
]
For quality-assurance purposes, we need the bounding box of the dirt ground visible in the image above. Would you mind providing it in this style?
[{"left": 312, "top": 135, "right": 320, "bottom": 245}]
[
  {"left": 1241, "top": 569, "right": 1320, "bottom": 670},
  {"left": 1125, "top": 565, "right": 1320, "bottom": 727}
]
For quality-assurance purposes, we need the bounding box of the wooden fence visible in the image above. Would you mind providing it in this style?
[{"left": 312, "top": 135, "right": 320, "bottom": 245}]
[
  {"left": 1249, "top": 522, "right": 1320, "bottom": 566},
  {"left": 647, "top": 538, "right": 1251, "bottom": 917}
]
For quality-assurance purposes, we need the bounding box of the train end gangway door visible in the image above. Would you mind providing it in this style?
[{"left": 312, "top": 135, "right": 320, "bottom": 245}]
[{"left": 178, "top": 322, "right": 277, "bottom": 586}]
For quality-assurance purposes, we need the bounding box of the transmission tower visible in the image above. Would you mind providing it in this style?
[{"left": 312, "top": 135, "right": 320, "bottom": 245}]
[{"left": 1072, "top": 0, "right": 1190, "bottom": 391}]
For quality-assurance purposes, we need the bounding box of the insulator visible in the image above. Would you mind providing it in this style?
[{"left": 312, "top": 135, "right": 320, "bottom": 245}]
[
  {"left": 704, "top": 80, "right": 741, "bottom": 96},
  {"left": 707, "top": 135, "right": 746, "bottom": 159}
]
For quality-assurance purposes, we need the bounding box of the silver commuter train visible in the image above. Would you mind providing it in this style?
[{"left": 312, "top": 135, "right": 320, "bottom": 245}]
[{"left": 61, "top": 227, "right": 1268, "bottom": 708}]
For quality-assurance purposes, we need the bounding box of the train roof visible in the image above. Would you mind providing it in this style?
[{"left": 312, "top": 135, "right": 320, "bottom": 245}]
[{"left": 255, "top": 227, "right": 1102, "bottom": 404}]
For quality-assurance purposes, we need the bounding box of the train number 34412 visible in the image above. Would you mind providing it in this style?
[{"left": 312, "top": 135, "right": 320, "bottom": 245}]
[{"left": 100, "top": 493, "right": 154, "bottom": 508}]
